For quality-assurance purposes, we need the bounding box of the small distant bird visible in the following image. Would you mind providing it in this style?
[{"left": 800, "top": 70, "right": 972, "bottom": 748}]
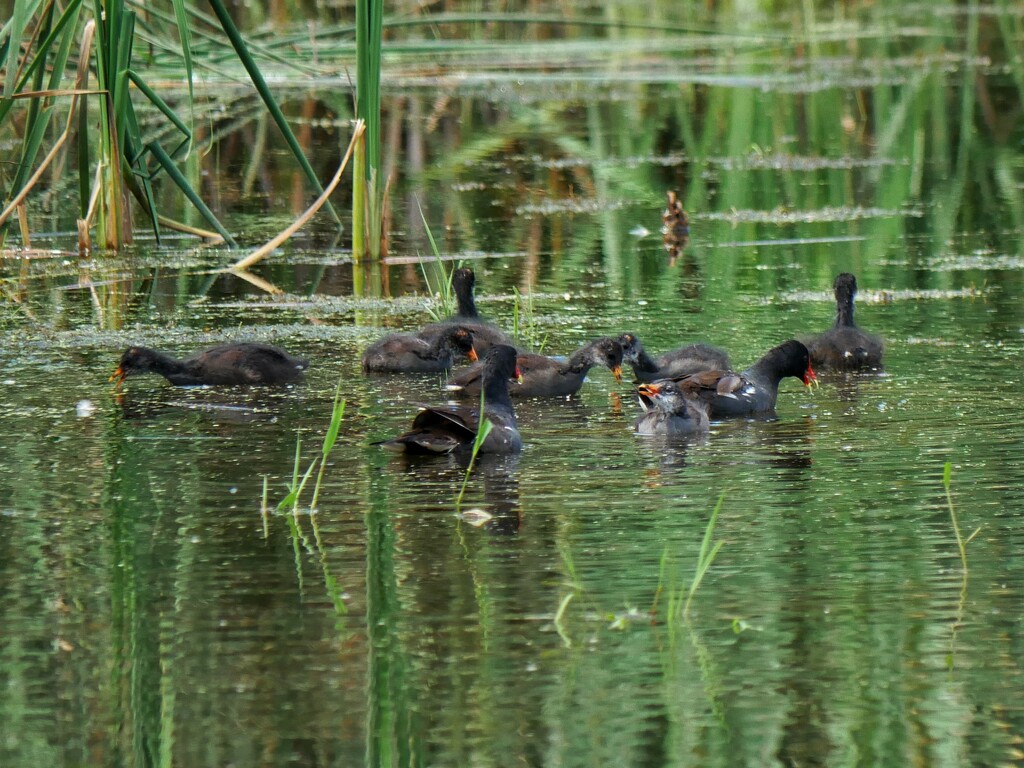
[
  {"left": 661, "top": 190, "right": 689, "bottom": 263},
  {"left": 110, "top": 343, "right": 308, "bottom": 386}
]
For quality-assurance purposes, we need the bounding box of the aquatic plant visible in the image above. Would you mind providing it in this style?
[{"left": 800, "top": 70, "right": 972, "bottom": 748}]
[
  {"left": 944, "top": 461, "right": 981, "bottom": 575},
  {"left": 455, "top": 387, "right": 494, "bottom": 508},
  {"left": 654, "top": 492, "right": 725, "bottom": 626},
  {"left": 275, "top": 382, "right": 348, "bottom": 615},
  {"left": 415, "top": 198, "right": 458, "bottom": 321},
  {"left": 352, "top": 0, "right": 384, "bottom": 261},
  {"left": 0, "top": 0, "right": 337, "bottom": 250}
]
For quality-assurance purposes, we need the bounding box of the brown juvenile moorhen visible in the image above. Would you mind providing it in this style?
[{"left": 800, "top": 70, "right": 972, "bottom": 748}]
[
  {"left": 803, "top": 272, "right": 883, "bottom": 370},
  {"left": 416, "top": 267, "right": 515, "bottom": 354},
  {"left": 362, "top": 326, "right": 477, "bottom": 374},
  {"left": 618, "top": 332, "right": 731, "bottom": 382},
  {"left": 375, "top": 345, "right": 522, "bottom": 454},
  {"left": 673, "top": 339, "right": 816, "bottom": 418},
  {"left": 111, "top": 343, "right": 308, "bottom": 386},
  {"left": 446, "top": 337, "right": 623, "bottom": 399},
  {"left": 634, "top": 379, "right": 710, "bottom": 436}
]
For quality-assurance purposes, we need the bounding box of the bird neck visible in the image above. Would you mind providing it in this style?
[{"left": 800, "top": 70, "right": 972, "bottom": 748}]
[
  {"left": 562, "top": 344, "right": 597, "bottom": 374},
  {"left": 835, "top": 292, "right": 856, "bottom": 328},
  {"left": 454, "top": 285, "right": 478, "bottom": 318},
  {"left": 631, "top": 348, "right": 660, "bottom": 374},
  {"left": 481, "top": 371, "right": 514, "bottom": 411},
  {"left": 149, "top": 350, "right": 188, "bottom": 376}
]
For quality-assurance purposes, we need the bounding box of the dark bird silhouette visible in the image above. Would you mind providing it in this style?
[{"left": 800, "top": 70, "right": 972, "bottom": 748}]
[
  {"left": 674, "top": 339, "right": 816, "bottom": 418},
  {"left": 618, "top": 332, "right": 730, "bottom": 382},
  {"left": 375, "top": 345, "right": 523, "bottom": 454},
  {"left": 110, "top": 343, "right": 308, "bottom": 386},
  {"left": 803, "top": 272, "right": 883, "bottom": 370},
  {"left": 417, "top": 267, "right": 515, "bottom": 354},
  {"left": 362, "top": 326, "right": 477, "bottom": 373},
  {"left": 446, "top": 337, "right": 623, "bottom": 399}
]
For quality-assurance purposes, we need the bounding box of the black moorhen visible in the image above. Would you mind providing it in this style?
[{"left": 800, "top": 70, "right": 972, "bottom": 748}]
[
  {"left": 111, "top": 343, "right": 308, "bottom": 386},
  {"left": 619, "top": 332, "right": 731, "bottom": 382},
  {"left": 673, "top": 339, "right": 816, "bottom": 418},
  {"left": 803, "top": 272, "right": 883, "bottom": 370},
  {"left": 375, "top": 345, "right": 523, "bottom": 454},
  {"left": 446, "top": 337, "right": 623, "bottom": 399},
  {"left": 417, "top": 267, "right": 515, "bottom": 354},
  {"left": 362, "top": 326, "right": 478, "bottom": 373},
  {"left": 634, "top": 379, "right": 710, "bottom": 436}
]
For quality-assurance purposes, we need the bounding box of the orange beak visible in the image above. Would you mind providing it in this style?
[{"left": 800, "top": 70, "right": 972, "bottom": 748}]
[
  {"left": 110, "top": 366, "right": 126, "bottom": 386},
  {"left": 637, "top": 382, "right": 662, "bottom": 397},
  {"left": 611, "top": 365, "right": 623, "bottom": 383},
  {"left": 467, "top": 346, "right": 479, "bottom": 362}
]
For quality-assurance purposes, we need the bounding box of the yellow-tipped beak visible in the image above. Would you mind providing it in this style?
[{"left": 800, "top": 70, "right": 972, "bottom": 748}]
[
  {"left": 637, "top": 382, "right": 661, "bottom": 397},
  {"left": 804, "top": 364, "right": 818, "bottom": 388},
  {"left": 110, "top": 367, "right": 126, "bottom": 386},
  {"left": 611, "top": 365, "right": 623, "bottom": 383}
]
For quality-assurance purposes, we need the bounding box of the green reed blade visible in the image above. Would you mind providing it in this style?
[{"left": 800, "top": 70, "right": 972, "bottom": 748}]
[
  {"left": 168, "top": 0, "right": 194, "bottom": 133},
  {"left": 205, "top": 0, "right": 340, "bottom": 226},
  {"left": 146, "top": 141, "right": 236, "bottom": 245}
]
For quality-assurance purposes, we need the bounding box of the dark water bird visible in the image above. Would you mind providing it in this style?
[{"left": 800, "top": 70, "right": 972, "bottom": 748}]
[
  {"left": 417, "top": 267, "right": 515, "bottom": 354},
  {"left": 110, "top": 343, "right": 308, "bottom": 386},
  {"left": 803, "top": 272, "right": 883, "bottom": 370},
  {"left": 362, "top": 326, "right": 477, "bottom": 373},
  {"left": 375, "top": 345, "right": 522, "bottom": 455},
  {"left": 634, "top": 379, "right": 710, "bottom": 436},
  {"left": 618, "top": 332, "right": 731, "bottom": 382},
  {"left": 673, "top": 339, "right": 816, "bottom": 418},
  {"left": 446, "top": 337, "right": 623, "bottom": 399}
]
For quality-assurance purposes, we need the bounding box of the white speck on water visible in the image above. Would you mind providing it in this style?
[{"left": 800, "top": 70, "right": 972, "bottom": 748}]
[
  {"left": 637, "top": 300, "right": 648, "bottom": 306},
  {"left": 76, "top": 400, "right": 96, "bottom": 417},
  {"left": 3, "top": 379, "right": 15, "bottom": 386},
  {"left": 229, "top": 487, "right": 238, "bottom": 494}
]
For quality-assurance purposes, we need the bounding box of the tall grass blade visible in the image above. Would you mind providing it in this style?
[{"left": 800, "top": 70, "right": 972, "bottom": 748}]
[
  {"left": 146, "top": 141, "right": 236, "bottom": 245},
  {"left": 683, "top": 492, "right": 725, "bottom": 618},
  {"left": 456, "top": 388, "right": 493, "bottom": 508},
  {"left": 205, "top": 0, "right": 340, "bottom": 226}
]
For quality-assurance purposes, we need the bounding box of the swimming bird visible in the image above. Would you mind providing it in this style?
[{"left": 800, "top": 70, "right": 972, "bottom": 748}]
[
  {"left": 362, "top": 326, "right": 477, "bottom": 373},
  {"left": 110, "top": 343, "right": 308, "bottom": 386},
  {"left": 803, "top": 272, "right": 883, "bottom": 370},
  {"left": 375, "top": 345, "right": 523, "bottom": 454},
  {"left": 446, "top": 337, "right": 623, "bottom": 398}
]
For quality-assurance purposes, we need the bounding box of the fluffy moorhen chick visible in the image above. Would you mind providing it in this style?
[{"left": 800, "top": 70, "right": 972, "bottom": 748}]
[
  {"left": 111, "top": 343, "right": 308, "bottom": 386},
  {"left": 803, "top": 272, "right": 883, "bottom": 370},
  {"left": 446, "top": 337, "right": 623, "bottom": 399},
  {"left": 618, "top": 332, "right": 731, "bottom": 382},
  {"left": 674, "top": 339, "right": 816, "bottom": 418},
  {"left": 375, "top": 345, "right": 522, "bottom": 455},
  {"left": 362, "top": 326, "right": 478, "bottom": 374},
  {"left": 634, "top": 379, "right": 710, "bottom": 436},
  {"left": 417, "top": 267, "right": 515, "bottom": 354}
]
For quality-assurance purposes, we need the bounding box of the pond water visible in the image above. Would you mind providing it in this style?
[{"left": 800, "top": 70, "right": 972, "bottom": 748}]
[{"left": 4, "top": 3, "right": 1024, "bottom": 766}]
